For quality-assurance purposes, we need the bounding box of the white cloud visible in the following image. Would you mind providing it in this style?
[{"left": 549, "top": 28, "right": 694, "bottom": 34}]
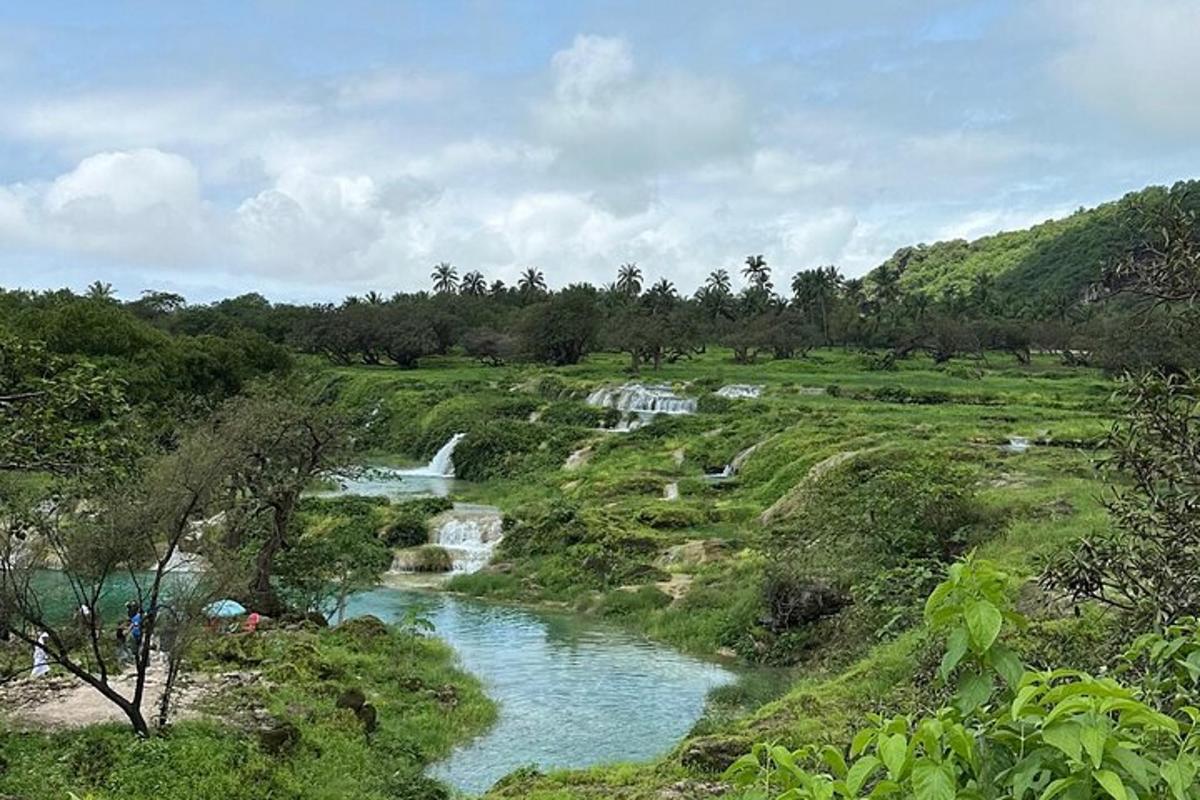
[
  {"left": 776, "top": 208, "right": 859, "bottom": 266},
  {"left": 750, "top": 149, "right": 849, "bottom": 194},
  {"left": 932, "top": 206, "right": 1073, "bottom": 243},
  {"left": 1048, "top": 0, "right": 1200, "bottom": 135},
  {"left": 0, "top": 149, "right": 211, "bottom": 265},
  {"left": 537, "top": 35, "right": 749, "bottom": 178}
]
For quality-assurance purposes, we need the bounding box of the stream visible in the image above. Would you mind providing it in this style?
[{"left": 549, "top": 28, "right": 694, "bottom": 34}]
[{"left": 343, "top": 586, "right": 737, "bottom": 795}]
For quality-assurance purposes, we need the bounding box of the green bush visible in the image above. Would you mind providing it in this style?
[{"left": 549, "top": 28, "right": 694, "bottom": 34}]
[
  {"left": 379, "top": 497, "right": 453, "bottom": 548},
  {"left": 697, "top": 394, "right": 735, "bottom": 414},
  {"left": 539, "top": 401, "right": 608, "bottom": 428}
]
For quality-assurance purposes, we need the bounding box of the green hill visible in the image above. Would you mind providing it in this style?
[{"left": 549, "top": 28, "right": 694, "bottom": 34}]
[{"left": 866, "top": 179, "right": 1200, "bottom": 316}]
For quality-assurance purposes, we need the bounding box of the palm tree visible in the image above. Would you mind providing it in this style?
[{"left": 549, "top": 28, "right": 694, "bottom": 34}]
[
  {"left": 460, "top": 271, "right": 487, "bottom": 296},
  {"left": 743, "top": 255, "right": 771, "bottom": 290},
  {"left": 364, "top": 290, "right": 384, "bottom": 305},
  {"left": 430, "top": 262, "right": 459, "bottom": 294},
  {"left": 616, "top": 262, "right": 643, "bottom": 296},
  {"left": 86, "top": 281, "right": 114, "bottom": 301},
  {"left": 649, "top": 277, "right": 676, "bottom": 297},
  {"left": 489, "top": 280, "right": 508, "bottom": 297},
  {"left": 517, "top": 267, "right": 547, "bottom": 296},
  {"left": 705, "top": 269, "right": 732, "bottom": 296}
]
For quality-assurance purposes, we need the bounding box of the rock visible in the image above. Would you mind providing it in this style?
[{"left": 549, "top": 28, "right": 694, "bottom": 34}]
[
  {"left": 763, "top": 580, "right": 848, "bottom": 632},
  {"left": 336, "top": 615, "right": 388, "bottom": 640},
  {"left": 355, "top": 702, "right": 378, "bottom": 734},
  {"left": 335, "top": 688, "right": 366, "bottom": 712},
  {"left": 434, "top": 684, "right": 459, "bottom": 708},
  {"left": 662, "top": 482, "right": 680, "bottom": 501},
  {"left": 672, "top": 447, "right": 685, "bottom": 465},
  {"left": 655, "top": 539, "right": 729, "bottom": 569},
  {"left": 659, "top": 780, "right": 731, "bottom": 799},
  {"left": 655, "top": 573, "right": 693, "bottom": 600},
  {"left": 679, "top": 735, "right": 753, "bottom": 773},
  {"left": 257, "top": 721, "right": 301, "bottom": 756},
  {"left": 564, "top": 446, "right": 592, "bottom": 471}
]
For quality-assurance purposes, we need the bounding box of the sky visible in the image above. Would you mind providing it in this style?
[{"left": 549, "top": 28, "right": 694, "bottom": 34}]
[{"left": 1, "top": 0, "right": 1198, "bottom": 303}]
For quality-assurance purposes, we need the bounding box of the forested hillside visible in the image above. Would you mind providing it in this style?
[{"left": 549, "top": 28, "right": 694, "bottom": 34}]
[{"left": 866, "top": 179, "right": 1200, "bottom": 316}]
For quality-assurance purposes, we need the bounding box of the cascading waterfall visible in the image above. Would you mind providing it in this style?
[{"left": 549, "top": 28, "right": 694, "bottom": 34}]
[
  {"left": 587, "top": 383, "right": 697, "bottom": 419},
  {"left": 705, "top": 442, "right": 760, "bottom": 480},
  {"left": 432, "top": 504, "right": 504, "bottom": 573},
  {"left": 714, "top": 384, "right": 763, "bottom": 399},
  {"left": 404, "top": 433, "right": 466, "bottom": 477}
]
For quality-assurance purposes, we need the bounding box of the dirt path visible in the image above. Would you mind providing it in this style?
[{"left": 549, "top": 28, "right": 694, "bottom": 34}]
[{"left": 0, "top": 656, "right": 254, "bottom": 730}]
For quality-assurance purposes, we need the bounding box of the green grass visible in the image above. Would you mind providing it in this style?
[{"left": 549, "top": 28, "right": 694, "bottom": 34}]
[{"left": 0, "top": 621, "right": 495, "bottom": 800}]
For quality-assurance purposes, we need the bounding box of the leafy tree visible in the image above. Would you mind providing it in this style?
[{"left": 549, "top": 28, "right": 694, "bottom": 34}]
[
  {"left": 520, "top": 285, "right": 601, "bottom": 365},
  {"left": 215, "top": 388, "right": 350, "bottom": 616},
  {"left": 0, "top": 423, "right": 239, "bottom": 736},
  {"left": 0, "top": 335, "right": 137, "bottom": 476}
]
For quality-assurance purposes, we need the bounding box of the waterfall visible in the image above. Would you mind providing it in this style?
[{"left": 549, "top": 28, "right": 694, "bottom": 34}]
[
  {"left": 586, "top": 383, "right": 697, "bottom": 415},
  {"left": 403, "top": 433, "right": 466, "bottom": 477},
  {"left": 714, "top": 384, "right": 763, "bottom": 399},
  {"left": 1002, "top": 436, "right": 1030, "bottom": 454},
  {"left": 705, "top": 442, "right": 760, "bottom": 481},
  {"left": 432, "top": 504, "right": 504, "bottom": 573}
]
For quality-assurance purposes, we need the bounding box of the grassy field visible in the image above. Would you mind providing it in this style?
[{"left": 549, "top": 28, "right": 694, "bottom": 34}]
[
  {"left": 0, "top": 620, "right": 496, "bottom": 800},
  {"left": 316, "top": 347, "right": 1120, "bottom": 798}
]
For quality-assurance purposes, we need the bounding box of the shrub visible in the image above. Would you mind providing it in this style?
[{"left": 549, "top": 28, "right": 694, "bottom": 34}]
[
  {"left": 379, "top": 497, "right": 452, "bottom": 548},
  {"left": 696, "top": 394, "right": 735, "bottom": 414},
  {"left": 539, "top": 401, "right": 607, "bottom": 428}
]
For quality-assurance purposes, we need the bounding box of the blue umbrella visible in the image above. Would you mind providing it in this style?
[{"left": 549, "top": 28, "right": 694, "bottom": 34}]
[{"left": 204, "top": 599, "right": 247, "bottom": 618}]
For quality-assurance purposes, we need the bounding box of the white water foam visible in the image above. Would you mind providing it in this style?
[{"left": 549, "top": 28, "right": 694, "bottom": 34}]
[{"left": 714, "top": 384, "right": 763, "bottom": 399}]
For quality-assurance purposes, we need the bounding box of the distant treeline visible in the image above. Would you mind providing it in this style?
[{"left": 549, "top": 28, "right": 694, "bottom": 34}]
[{"left": 4, "top": 180, "right": 1200, "bottom": 377}]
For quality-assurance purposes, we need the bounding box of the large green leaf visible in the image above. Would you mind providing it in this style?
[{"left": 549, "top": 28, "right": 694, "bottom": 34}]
[
  {"left": 1041, "top": 721, "right": 1083, "bottom": 763},
  {"left": 1094, "top": 769, "right": 1127, "bottom": 800},
  {"left": 939, "top": 627, "right": 969, "bottom": 681},
  {"left": 878, "top": 733, "right": 908, "bottom": 780},
  {"left": 964, "top": 599, "right": 1003, "bottom": 653},
  {"left": 846, "top": 755, "right": 882, "bottom": 795},
  {"left": 955, "top": 670, "right": 994, "bottom": 714},
  {"left": 912, "top": 760, "right": 956, "bottom": 800}
]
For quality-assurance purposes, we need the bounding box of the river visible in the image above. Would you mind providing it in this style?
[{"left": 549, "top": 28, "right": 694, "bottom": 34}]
[{"left": 343, "top": 586, "right": 736, "bottom": 795}]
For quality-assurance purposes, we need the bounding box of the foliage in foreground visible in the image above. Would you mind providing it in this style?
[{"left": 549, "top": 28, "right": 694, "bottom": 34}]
[{"left": 728, "top": 557, "right": 1200, "bottom": 800}]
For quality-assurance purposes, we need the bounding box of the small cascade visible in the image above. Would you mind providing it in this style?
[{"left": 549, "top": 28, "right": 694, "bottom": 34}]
[
  {"left": 404, "top": 433, "right": 466, "bottom": 477},
  {"left": 705, "top": 442, "right": 760, "bottom": 481},
  {"left": 1002, "top": 436, "right": 1031, "bottom": 454},
  {"left": 714, "top": 384, "right": 763, "bottom": 399},
  {"left": 587, "top": 383, "right": 697, "bottom": 415},
  {"left": 431, "top": 504, "right": 504, "bottom": 574}
]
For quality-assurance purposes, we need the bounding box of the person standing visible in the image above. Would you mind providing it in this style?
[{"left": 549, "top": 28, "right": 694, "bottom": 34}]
[{"left": 31, "top": 631, "right": 50, "bottom": 678}]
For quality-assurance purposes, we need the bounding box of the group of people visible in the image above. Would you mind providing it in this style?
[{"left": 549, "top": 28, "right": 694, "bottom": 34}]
[{"left": 29, "top": 600, "right": 146, "bottom": 679}]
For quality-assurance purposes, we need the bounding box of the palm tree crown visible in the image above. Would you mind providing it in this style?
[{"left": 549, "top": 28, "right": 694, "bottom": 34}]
[
  {"left": 460, "top": 271, "right": 487, "bottom": 296},
  {"left": 517, "top": 268, "right": 547, "bottom": 295},
  {"left": 431, "top": 262, "right": 459, "bottom": 294},
  {"left": 616, "top": 262, "right": 643, "bottom": 296},
  {"left": 742, "top": 255, "right": 771, "bottom": 290}
]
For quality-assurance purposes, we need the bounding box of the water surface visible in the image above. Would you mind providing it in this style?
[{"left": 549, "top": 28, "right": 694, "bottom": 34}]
[{"left": 344, "top": 587, "right": 735, "bottom": 795}]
